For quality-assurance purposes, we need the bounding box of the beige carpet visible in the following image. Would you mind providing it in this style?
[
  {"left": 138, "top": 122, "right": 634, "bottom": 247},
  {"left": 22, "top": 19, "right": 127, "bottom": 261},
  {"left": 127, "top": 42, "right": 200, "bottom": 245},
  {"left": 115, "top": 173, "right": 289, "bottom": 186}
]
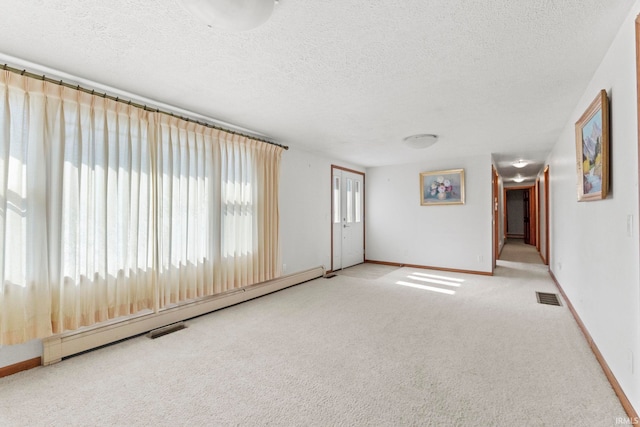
[
  {"left": 499, "top": 238, "right": 545, "bottom": 265},
  {"left": 336, "top": 263, "right": 400, "bottom": 279},
  {"left": 0, "top": 255, "right": 626, "bottom": 426}
]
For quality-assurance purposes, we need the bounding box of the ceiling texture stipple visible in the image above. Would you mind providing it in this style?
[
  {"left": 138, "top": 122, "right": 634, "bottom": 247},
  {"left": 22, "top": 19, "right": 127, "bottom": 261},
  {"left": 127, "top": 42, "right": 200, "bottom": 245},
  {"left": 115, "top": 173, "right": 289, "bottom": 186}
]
[{"left": 0, "top": 0, "right": 636, "bottom": 179}]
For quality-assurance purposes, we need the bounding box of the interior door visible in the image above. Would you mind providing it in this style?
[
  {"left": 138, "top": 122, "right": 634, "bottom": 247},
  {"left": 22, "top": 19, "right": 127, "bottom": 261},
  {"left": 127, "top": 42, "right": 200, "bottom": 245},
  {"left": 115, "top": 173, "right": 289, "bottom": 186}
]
[
  {"left": 529, "top": 187, "right": 537, "bottom": 247},
  {"left": 332, "top": 167, "right": 364, "bottom": 270},
  {"left": 523, "top": 189, "right": 530, "bottom": 244}
]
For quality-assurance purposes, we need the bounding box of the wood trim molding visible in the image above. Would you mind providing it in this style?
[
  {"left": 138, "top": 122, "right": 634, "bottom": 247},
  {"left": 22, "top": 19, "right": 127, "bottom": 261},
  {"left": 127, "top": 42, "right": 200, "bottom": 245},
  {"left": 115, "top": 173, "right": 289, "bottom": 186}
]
[
  {"left": 0, "top": 357, "right": 41, "bottom": 378},
  {"left": 549, "top": 270, "right": 638, "bottom": 422},
  {"left": 492, "top": 166, "right": 499, "bottom": 273},
  {"left": 365, "top": 260, "right": 493, "bottom": 276},
  {"left": 504, "top": 184, "right": 535, "bottom": 191},
  {"left": 331, "top": 164, "right": 365, "bottom": 175},
  {"left": 330, "top": 167, "right": 335, "bottom": 272},
  {"left": 536, "top": 178, "right": 541, "bottom": 252},
  {"left": 543, "top": 165, "right": 550, "bottom": 265}
]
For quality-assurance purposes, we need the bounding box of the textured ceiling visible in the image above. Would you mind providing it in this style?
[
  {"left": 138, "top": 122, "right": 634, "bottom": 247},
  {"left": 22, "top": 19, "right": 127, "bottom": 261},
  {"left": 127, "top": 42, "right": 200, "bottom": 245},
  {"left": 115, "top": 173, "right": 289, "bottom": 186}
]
[{"left": 0, "top": 0, "right": 635, "bottom": 180}]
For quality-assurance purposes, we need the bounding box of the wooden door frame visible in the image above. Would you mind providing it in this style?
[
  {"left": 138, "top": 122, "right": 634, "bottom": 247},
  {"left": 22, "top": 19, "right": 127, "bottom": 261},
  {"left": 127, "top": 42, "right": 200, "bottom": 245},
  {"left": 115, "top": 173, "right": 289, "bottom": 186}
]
[
  {"left": 529, "top": 186, "right": 537, "bottom": 247},
  {"left": 329, "top": 165, "right": 366, "bottom": 273},
  {"left": 503, "top": 185, "right": 536, "bottom": 243},
  {"left": 542, "top": 165, "right": 550, "bottom": 265},
  {"left": 536, "top": 177, "right": 541, "bottom": 252},
  {"left": 523, "top": 188, "right": 531, "bottom": 244},
  {"left": 492, "top": 166, "right": 499, "bottom": 271}
]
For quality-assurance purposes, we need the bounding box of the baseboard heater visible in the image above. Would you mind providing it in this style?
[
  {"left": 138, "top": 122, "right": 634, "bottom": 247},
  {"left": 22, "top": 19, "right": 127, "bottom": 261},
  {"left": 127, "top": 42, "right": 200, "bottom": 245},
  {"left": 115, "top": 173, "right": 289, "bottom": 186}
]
[{"left": 42, "top": 266, "right": 324, "bottom": 365}]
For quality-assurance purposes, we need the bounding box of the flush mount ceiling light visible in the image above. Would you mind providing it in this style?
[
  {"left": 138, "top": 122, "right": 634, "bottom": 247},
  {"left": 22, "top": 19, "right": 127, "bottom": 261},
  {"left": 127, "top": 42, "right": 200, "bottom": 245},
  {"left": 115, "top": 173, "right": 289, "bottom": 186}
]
[
  {"left": 181, "top": 0, "right": 275, "bottom": 31},
  {"left": 512, "top": 159, "right": 528, "bottom": 169},
  {"left": 402, "top": 134, "right": 438, "bottom": 149},
  {"left": 513, "top": 174, "right": 525, "bottom": 183}
]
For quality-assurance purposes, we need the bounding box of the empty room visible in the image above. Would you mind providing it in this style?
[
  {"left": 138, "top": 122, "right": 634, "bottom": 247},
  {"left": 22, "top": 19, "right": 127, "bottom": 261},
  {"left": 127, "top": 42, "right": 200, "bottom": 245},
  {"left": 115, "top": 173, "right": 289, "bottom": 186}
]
[{"left": 0, "top": 1, "right": 639, "bottom": 425}]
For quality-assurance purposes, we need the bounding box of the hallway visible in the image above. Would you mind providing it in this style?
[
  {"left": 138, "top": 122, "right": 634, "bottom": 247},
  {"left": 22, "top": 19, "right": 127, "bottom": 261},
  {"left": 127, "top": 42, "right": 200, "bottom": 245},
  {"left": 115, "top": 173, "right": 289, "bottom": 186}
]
[{"left": 499, "top": 238, "right": 545, "bottom": 266}]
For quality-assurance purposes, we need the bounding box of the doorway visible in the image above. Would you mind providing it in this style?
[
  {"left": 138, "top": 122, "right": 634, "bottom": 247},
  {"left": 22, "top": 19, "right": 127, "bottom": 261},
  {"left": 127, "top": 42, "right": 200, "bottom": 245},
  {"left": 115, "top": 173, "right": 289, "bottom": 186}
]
[
  {"left": 500, "top": 185, "right": 545, "bottom": 266},
  {"left": 541, "top": 166, "right": 550, "bottom": 265},
  {"left": 504, "top": 186, "right": 537, "bottom": 246},
  {"left": 331, "top": 166, "right": 365, "bottom": 271},
  {"left": 492, "top": 166, "right": 500, "bottom": 271}
]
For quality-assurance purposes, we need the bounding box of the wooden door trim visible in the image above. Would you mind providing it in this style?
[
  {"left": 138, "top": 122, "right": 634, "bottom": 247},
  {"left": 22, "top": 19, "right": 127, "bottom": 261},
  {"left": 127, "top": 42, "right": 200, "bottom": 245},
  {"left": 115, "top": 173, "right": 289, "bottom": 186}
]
[
  {"left": 536, "top": 178, "right": 541, "bottom": 252},
  {"left": 543, "top": 166, "right": 550, "bottom": 265},
  {"left": 529, "top": 186, "right": 537, "bottom": 247},
  {"left": 492, "top": 166, "right": 499, "bottom": 272},
  {"left": 504, "top": 186, "right": 535, "bottom": 240},
  {"left": 523, "top": 188, "right": 531, "bottom": 244}
]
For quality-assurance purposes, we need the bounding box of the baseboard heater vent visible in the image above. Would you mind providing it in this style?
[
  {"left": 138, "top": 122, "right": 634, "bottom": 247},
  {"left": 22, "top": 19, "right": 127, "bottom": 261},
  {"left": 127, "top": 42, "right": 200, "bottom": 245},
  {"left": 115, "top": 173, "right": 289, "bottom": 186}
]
[
  {"left": 148, "top": 322, "right": 186, "bottom": 339},
  {"left": 42, "top": 266, "right": 324, "bottom": 365},
  {"left": 536, "top": 292, "right": 561, "bottom": 306}
]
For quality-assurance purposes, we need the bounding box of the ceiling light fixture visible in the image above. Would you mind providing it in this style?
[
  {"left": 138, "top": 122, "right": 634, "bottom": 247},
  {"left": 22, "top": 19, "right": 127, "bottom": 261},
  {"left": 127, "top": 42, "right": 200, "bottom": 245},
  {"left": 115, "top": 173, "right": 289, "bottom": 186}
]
[
  {"left": 402, "top": 134, "right": 438, "bottom": 149},
  {"left": 512, "top": 159, "right": 528, "bottom": 168},
  {"left": 181, "top": 0, "right": 276, "bottom": 32},
  {"left": 513, "top": 174, "right": 525, "bottom": 183}
]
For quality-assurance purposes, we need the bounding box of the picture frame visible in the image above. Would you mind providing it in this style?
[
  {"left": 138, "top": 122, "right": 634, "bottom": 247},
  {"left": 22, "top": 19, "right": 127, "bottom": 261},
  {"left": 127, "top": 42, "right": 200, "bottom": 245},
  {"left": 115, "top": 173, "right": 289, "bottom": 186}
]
[
  {"left": 575, "top": 89, "right": 609, "bottom": 201},
  {"left": 420, "top": 168, "right": 465, "bottom": 205}
]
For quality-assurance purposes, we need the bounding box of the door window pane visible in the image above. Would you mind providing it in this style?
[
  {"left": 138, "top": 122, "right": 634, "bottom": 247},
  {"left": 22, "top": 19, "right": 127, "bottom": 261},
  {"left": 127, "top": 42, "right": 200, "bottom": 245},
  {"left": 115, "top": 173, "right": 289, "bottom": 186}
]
[
  {"left": 346, "top": 178, "right": 353, "bottom": 223},
  {"left": 355, "top": 180, "right": 361, "bottom": 223},
  {"left": 333, "top": 176, "right": 340, "bottom": 223}
]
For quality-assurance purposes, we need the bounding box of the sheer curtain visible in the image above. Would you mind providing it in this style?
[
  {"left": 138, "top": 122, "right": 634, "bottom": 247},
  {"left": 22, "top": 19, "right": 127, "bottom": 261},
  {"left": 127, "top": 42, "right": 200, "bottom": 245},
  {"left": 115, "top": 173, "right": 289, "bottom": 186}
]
[
  {"left": 156, "top": 117, "right": 219, "bottom": 306},
  {"left": 0, "top": 72, "right": 52, "bottom": 344},
  {"left": 215, "top": 133, "right": 282, "bottom": 290},
  {"left": 156, "top": 119, "right": 283, "bottom": 307},
  {"left": 51, "top": 91, "right": 156, "bottom": 332},
  {"left": 0, "top": 71, "right": 283, "bottom": 345}
]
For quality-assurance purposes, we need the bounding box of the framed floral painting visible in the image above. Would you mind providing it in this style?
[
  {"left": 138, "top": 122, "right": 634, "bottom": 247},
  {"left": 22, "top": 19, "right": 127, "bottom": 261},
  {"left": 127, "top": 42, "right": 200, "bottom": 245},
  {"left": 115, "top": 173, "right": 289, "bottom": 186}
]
[
  {"left": 420, "top": 168, "right": 465, "bottom": 206},
  {"left": 575, "top": 89, "right": 609, "bottom": 201}
]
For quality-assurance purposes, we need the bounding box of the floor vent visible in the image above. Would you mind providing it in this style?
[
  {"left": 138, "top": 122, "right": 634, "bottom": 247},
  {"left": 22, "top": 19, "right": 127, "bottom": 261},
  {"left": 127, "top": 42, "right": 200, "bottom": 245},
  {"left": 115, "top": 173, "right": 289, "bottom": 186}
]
[
  {"left": 536, "top": 292, "right": 561, "bottom": 306},
  {"left": 147, "top": 322, "right": 186, "bottom": 339}
]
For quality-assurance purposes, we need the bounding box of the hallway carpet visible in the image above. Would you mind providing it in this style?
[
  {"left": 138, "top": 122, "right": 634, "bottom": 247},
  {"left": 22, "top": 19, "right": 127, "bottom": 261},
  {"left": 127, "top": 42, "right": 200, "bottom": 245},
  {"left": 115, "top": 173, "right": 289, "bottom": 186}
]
[
  {"left": 499, "top": 238, "right": 545, "bottom": 265},
  {"left": 0, "top": 258, "right": 626, "bottom": 425}
]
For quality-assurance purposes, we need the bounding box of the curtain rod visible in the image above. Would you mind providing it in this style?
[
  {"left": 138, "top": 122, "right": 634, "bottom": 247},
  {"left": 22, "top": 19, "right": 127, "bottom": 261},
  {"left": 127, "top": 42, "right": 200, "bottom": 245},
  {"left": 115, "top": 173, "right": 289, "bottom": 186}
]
[{"left": 0, "top": 63, "right": 288, "bottom": 150}]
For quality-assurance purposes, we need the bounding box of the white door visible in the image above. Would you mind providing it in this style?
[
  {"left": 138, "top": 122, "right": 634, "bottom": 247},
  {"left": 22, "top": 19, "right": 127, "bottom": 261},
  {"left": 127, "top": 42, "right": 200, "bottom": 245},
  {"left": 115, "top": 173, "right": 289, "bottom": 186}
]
[{"left": 332, "top": 168, "right": 364, "bottom": 270}]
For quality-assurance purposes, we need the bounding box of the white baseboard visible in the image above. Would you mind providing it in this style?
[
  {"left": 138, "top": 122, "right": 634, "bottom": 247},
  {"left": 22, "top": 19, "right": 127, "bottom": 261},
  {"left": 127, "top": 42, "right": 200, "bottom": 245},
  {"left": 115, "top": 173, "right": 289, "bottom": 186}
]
[{"left": 42, "top": 267, "right": 324, "bottom": 365}]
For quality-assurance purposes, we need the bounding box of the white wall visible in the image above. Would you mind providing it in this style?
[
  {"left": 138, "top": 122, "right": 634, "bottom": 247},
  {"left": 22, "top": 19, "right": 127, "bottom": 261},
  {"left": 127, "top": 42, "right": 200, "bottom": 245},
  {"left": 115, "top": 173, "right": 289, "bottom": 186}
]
[
  {"left": 547, "top": 1, "right": 640, "bottom": 410},
  {"left": 0, "top": 340, "right": 41, "bottom": 368},
  {"left": 366, "top": 153, "right": 493, "bottom": 273},
  {"left": 279, "top": 147, "right": 364, "bottom": 275}
]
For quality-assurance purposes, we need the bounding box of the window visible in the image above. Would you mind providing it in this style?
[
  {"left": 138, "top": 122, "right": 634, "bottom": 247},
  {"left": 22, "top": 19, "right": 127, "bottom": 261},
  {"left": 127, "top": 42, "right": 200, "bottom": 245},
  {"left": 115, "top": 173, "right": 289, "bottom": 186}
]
[{"left": 0, "top": 73, "right": 284, "bottom": 345}]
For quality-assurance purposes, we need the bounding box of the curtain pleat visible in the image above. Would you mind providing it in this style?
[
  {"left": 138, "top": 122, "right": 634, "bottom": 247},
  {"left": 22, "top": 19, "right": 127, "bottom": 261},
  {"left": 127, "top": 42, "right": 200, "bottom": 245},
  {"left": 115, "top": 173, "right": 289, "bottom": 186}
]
[
  {"left": 0, "top": 72, "right": 283, "bottom": 345},
  {"left": 0, "top": 72, "right": 52, "bottom": 343},
  {"left": 54, "top": 92, "right": 155, "bottom": 332}
]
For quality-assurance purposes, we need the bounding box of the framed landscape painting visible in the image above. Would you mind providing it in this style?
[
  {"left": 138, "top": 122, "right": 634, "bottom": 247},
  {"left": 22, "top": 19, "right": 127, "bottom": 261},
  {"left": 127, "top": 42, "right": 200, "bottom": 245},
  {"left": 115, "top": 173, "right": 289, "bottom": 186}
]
[
  {"left": 420, "top": 169, "right": 465, "bottom": 206},
  {"left": 575, "top": 89, "right": 609, "bottom": 201}
]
